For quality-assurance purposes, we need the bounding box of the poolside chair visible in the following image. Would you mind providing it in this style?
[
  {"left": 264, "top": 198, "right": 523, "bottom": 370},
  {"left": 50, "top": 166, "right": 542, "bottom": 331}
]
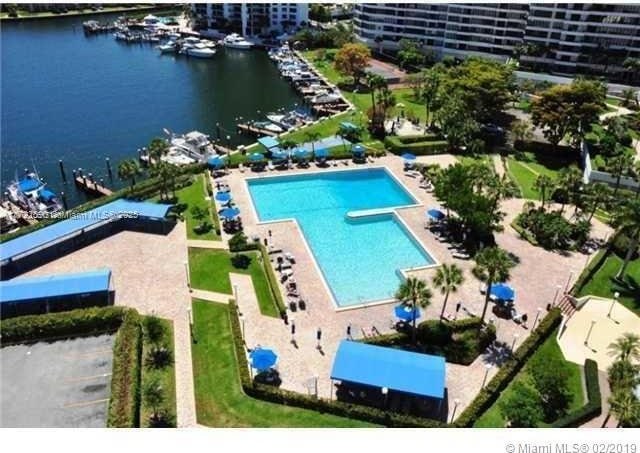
[
  {"left": 267, "top": 160, "right": 276, "bottom": 171},
  {"left": 284, "top": 252, "right": 295, "bottom": 263},
  {"left": 239, "top": 163, "right": 245, "bottom": 173}
]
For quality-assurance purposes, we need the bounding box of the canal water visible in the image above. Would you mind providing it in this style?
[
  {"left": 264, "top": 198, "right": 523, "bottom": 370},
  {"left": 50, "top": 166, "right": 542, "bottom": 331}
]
[{"left": 1, "top": 13, "right": 302, "bottom": 207}]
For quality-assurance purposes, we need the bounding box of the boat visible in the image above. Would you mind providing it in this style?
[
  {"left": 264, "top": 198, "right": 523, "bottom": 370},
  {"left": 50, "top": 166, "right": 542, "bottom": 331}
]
[
  {"left": 253, "top": 121, "right": 285, "bottom": 134},
  {"left": 185, "top": 43, "right": 217, "bottom": 58},
  {"left": 223, "top": 33, "right": 253, "bottom": 50},
  {"left": 6, "top": 170, "right": 63, "bottom": 215},
  {"left": 157, "top": 41, "right": 176, "bottom": 53}
]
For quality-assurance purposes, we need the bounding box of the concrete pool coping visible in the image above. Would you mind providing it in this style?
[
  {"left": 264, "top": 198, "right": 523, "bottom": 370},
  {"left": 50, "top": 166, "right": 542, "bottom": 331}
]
[{"left": 243, "top": 166, "right": 440, "bottom": 311}]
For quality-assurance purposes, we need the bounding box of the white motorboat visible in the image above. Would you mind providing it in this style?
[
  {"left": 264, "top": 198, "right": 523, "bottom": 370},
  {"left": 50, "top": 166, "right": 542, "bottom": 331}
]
[
  {"left": 185, "top": 43, "right": 217, "bottom": 58},
  {"left": 157, "top": 41, "right": 176, "bottom": 53},
  {"left": 223, "top": 33, "right": 253, "bottom": 50}
]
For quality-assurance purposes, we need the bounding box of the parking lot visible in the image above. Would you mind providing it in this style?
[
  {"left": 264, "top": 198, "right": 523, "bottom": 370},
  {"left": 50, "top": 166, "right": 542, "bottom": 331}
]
[{"left": 1, "top": 334, "right": 114, "bottom": 427}]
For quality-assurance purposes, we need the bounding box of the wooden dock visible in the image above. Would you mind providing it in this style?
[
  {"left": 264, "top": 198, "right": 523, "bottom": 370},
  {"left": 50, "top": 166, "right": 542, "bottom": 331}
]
[
  {"left": 236, "top": 123, "right": 278, "bottom": 137},
  {"left": 212, "top": 143, "right": 234, "bottom": 155},
  {"left": 74, "top": 176, "right": 113, "bottom": 196}
]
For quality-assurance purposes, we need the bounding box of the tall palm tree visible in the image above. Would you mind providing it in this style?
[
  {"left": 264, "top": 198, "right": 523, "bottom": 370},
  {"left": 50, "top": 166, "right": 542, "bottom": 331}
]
[
  {"left": 608, "top": 332, "right": 640, "bottom": 363},
  {"left": 148, "top": 138, "right": 169, "bottom": 167},
  {"left": 613, "top": 199, "right": 640, "bottom": 280},
  {"left": 557, "top": 166, "right": 583, "bottom": 213},
  {"left": 433, "top": 263, "right": 464, "bottom": 321},
  {"left": 366, "top": 72, "right": 386, "bottom": 116},
  {"left": 608, "top": 390, "right": 640, "bottom": 427},
  {"left": 584, "top": 182, "right": 612, "bottom": 223},
  {"left": 422, "top": 67, "right": 441, "bottom": 129},
  {"left": 395, "top": 277, "right": 433, "bottom": 343},
  {"left": 117, "top": 159, "right": 141, "bottom": 193},
  {"left": 607, "top": 153, "right": 634, "bottom": 198},
  {"left": 304, "top": 131, "right": 321, "bottom": 159},
  {"left": 473, "top": 247, "right": 515, "bottom": 322},
  {"left": 151, "top": 161, "right": 173, "bottom": 200},
  {"left": 533, "top": 174, "right": 555, "bottom": 210}
]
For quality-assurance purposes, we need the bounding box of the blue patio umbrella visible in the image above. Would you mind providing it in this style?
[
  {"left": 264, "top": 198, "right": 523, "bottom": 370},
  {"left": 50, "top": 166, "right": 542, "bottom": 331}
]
[
  {"left": 401, "top": 152, "right": 416, "bottom": 161},
  {"left": 219, "top": 207, "right": 240, "bottom": 220},
  {"left": 427, "top": 208, "right": 445, "bottom": 221},
  {"left": 394, "top": 304, "right": 421, "bottom": 322},
  {"left": 272, "top": 149, "right": 289, "bottom": 161},
  {"left": 490, "top": 283, "right": 515, "bottom": 301},
  {"left": 351, "top": 144, "right": 365, "bottom": 156},
  {"left": 215, "top": 192, "right": 232, "bottom": 203},
  {"left": 248, "top": 153, "right": 265, "bottom": 163},
  {"left": 207, "top": 156, "right": 225, "bottom": 169},
  {"left": 250, "top": 347, "right": 278, "bottom": 371},
  {"left": 314, "top": 148, "right": 329, "bottom": 158}
]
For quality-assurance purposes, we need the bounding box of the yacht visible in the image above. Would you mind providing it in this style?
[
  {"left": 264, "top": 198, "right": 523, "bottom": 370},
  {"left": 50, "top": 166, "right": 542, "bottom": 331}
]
[
  {"left": 157, "top": 41, "right": 176, "bottom": 53},
  {"left": 185, "top": 43, "right": 217, "bottom": 58},
  {"left": 223, "top": 33, "right": 253, "bottom": 50},
  {"left": 6, "top": 170, "right": 63, "bottom": 215}
]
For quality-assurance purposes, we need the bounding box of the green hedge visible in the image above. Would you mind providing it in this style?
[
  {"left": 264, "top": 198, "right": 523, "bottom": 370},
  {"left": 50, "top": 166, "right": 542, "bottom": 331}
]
[
  {"left": 258, "top": 244, "right": 287, "bottom": 316},
  {"left": 227, "top": 302, "right": 446, "bottom": 427},
  {"left": 551, "top": 359, "right": 602, "bottom": 427},
  {"left": 107, "top": 309, "right": 143, "bottom": 428},
  {"left": 510, "top": 219, "right": 539, "bottom": 246},
  {"left": 0, "top": 306, "right": 127, "bottom": 344},
  {"left": 0, "top": 163, "right": 205, "bottom": 243},
  {"left": 384, "top": 135, "right": 449, "bottom": 155},
  {"left": 454, "top": 308, "right": 563, "bottom": 427}
]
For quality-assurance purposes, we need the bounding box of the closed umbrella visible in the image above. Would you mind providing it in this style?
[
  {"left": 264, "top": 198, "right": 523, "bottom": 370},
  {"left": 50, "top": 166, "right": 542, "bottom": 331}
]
[
  {"left": 394, "top": 304, "right": 421, "bottom": 322},
  {"left": 249, "top": 347, "right": 278, "bottom": 371}
]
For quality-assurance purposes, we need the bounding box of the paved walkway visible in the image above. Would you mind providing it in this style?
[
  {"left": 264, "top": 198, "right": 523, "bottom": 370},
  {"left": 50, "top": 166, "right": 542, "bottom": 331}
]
[
  {"left": 492, "top": 154, "right": 506, "bottom": 176},
  {"left": 187, "top": 239, "right": 227, "bottom": 249},
  {"left": 190, "top": 289, "right": 231, "bottom": 304}
]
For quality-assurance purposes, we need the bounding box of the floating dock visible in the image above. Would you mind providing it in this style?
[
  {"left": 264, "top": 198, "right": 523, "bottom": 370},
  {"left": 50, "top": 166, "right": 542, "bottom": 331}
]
[
  {"left": 236, "top": 123, "right": 278, "bottom": 137},
  {"left": 74, "top": 174, "right": 113, "bottom": 197}
]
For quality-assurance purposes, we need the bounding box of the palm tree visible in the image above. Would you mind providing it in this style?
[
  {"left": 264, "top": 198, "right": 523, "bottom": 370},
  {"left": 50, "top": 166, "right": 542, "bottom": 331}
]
[
  {"left": 608, "top": 332, "right": 640, "bottom": 363},
  {"left": 143, "top": 376, "right": 165, "bottom": 423},
  {"left": 533, "top": 174, "right": 555, "bottom": 210},
  {"left": 395, "top": 277, "right": 433, "bottom": 343},
  {"left": 473, "top": 247, "right": 515, "bottom": 322},
  {"left": 366, "top": 72, "right": 386, "bottom": 114},
  {"left": 422, "top": 67, "right": 441, "bottom": 129},
  {"left": 613, "top": 199, "right": 640, "bottom": 280},
  {"left": 117, "top": 159, "right": 141, "bottom": 193},
  {"left": 148, "top": 138, "right": 168, "bottom": 167},
  {"left": 621, "top": 88, "right": 637, "bottom": 109},
  {"left": 608, "top": 390, "right": 640, "bottom": 427},
  {"left": 304, "top": 131, "right": 321, "bottom": 159},
  {"left": 606, "top": 153, "right": 634, "bottom": 198},
  {"left": 584, "top": 182, "right": 612, "bottom": 223},
  {"left": 557, "top": 166, "right": 583, "bottom": 213},
  {"left": 623, "top": 57, "right": 640, "bottom": 86},
  {"left": 151, "top": 161, "right": 173, "bottom": 200},
  {"left": 432, "top": 263, "right": 464, "bottom": 320},
  {"left": 510, "top": 119, "right": 534, "bottom": 148}
]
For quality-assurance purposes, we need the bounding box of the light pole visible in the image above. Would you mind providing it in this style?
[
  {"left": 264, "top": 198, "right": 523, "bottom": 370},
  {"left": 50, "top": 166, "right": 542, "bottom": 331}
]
[
  {"left": 184, "top": 261, "right": 191, "bottom": 292},
  {"left": 607, "top": 292, "right": 619, "bottom": 318},
  {"left": 533, "top": 307, "right": 542, "bottom": 329},
  {"left": 382, "top": 386, "right": 389, "bottom": 408},
  {"left": 552, "top": 284, "right": 562, "bottom": 306},
  {"left": 584, "top": 320, "right": 596, "bottom": 346},
  {"left": 511, "top": 333, "right": 519, "bottom": 353},
  {"left": 482, "top": 364, "right": 492, "bottom": 388},
  {"left": 450, "top": 398, "right": 460, "bottom": 423}
]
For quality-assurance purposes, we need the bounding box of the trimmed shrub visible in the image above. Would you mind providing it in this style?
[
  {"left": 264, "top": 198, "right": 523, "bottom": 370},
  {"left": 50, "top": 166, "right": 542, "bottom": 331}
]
[
  {"left": 385, "top": 134, "right": 449, "bottom": 155},
  {"left": 0, "top": 306, "right": 127, "bottom": 344},
  {"left": 454, "top": 308, "right": 562, "bottom": 427},
  {"left": 258, "top": 244, "right": 287, "bottom": 316},
  {"left": 107, "top": 309, "right": 142, "bottom": 428},
  {"left": 226, "top": 302, "right": 446, "bottom": 427},
  {"left": 551, "top": 359, "right": 602, "bottom": 427},
  {"left": 229, "top": 232, "right": 259, "bottom": 252},
  {"left": 230, "top": 253, "right": 252, "bottom": 270}
]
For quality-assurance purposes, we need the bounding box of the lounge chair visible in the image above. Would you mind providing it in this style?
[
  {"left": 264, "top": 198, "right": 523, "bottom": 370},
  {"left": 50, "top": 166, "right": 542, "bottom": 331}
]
[
  {"left": 284, "top": 252, "right": 295, "bottom": 263},
  {"left": 268, "top": 245, "right": 283, "bottom": 255}
]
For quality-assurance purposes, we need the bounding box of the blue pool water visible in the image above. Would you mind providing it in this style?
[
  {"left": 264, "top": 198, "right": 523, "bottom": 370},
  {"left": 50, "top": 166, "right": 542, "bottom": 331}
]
[{"left": 247, "top": 168, "right": 435, "bottom": 307}]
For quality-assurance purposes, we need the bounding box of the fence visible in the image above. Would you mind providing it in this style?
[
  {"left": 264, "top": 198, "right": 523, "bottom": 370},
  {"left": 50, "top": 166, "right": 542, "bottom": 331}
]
[{"left": 581, "top": 140, "right": 640, "bottom": 190}]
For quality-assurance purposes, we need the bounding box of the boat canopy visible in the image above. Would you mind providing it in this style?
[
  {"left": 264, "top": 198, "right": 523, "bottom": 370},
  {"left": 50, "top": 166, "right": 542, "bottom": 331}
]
[{"left": 18, "top": 178, "right": 41, "bottom": 192}]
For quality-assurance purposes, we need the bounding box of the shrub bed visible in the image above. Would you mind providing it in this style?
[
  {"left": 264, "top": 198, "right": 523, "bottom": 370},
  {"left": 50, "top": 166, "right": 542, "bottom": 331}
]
[
  {"left": 229, "top": 232, "right": 260, "bottom": 252},
  {"left": 515, "top": 209, "right": 590, "bottom": 250},
  {"left": 454, "top": 308, "right": 562, "bottom": 427},
  {"left": 551, "top": 359, "right": 601, "bottom": 427},
  {"left": 384, "top": 134, "right": 449, "bottom": 155},
  {"left": 258, "top": 244, "right": 287, "bottom": 316},
  {"left": 227, "top": 302, "right": 446, "bottom": 427}
]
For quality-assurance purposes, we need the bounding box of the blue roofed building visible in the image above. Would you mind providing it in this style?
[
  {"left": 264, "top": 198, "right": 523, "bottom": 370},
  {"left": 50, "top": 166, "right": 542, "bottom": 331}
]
[{"left": 0, "top": 269, "right": 114, "bottom": 319}]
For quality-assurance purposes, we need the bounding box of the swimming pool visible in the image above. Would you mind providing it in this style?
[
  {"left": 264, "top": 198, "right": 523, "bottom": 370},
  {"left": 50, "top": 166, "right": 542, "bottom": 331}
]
[{"left": 247, "top": 168, "right": 436, "bottom": 308}]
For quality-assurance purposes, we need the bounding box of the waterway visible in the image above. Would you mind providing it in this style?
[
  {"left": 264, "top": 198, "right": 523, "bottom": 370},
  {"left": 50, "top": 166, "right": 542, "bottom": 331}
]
[{"left": 1, "top": 13, "right": 302, "bottom": 207}]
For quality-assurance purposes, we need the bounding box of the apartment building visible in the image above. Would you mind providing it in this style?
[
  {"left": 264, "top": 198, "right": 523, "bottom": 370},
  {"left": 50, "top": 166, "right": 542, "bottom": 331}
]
[
  {"left": 353, "top": 3, "right": 640, "bottom": 81},
  {"left": 192, "top": 3, "right": 309, "bottom": 37}
]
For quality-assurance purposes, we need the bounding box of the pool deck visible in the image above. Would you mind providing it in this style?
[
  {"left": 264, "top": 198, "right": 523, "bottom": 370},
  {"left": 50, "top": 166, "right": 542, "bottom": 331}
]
[{"left": 219, "top": 154, "right": 613, "bottom": 422}]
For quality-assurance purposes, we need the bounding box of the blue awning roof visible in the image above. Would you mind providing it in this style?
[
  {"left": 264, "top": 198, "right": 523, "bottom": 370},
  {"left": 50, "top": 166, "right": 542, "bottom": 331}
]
[
  {"left": 1, "top": 199, "right": 173, "bottom": 262},
  {"left": 258, "top": 136, "right": 280, "bottom": 150},
  {"left": 331, "top": 340, "right": 446, "bottom": 399},
  {"left": 0, "top": 269, "right": 111, "bottom": 303}
]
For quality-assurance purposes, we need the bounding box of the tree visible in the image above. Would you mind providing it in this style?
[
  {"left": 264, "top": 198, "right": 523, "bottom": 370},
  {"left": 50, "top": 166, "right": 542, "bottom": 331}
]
[
  {"left": 556, "top": 166, "right": 583, "bottom": 213},
  {"left": 150, "top": 161, "right": 173, "bottom": 200},
  {"left": 613, "top": 199, "right": 640, "bottom": 280},
  {"left": 510, "top": 119, "right": 534, "bottom": 148},
  {"left": 373, "top": 35, "right": 384, "bottom": 54},
  {"left": 584, "top": 182, "right": 611, "bottom": 223},
  {"left": 623, "top": 58, "right": 640, "bottom": 85},
  {"left": 397, "top": 39, "right": 425, "bottom": 70},
  {"left": 422, "top": 67, "right": 442, "bottom": 128},
  {"left": 473, "top": 247, "right": 514, "bottom": 322},
  {"left": 406, "top": 72, "right": 425, "bottom": 100},
  {"left": 608, "top": 390, "right": 640, "bottom": 427},
  {"left": 366, "top": 72, "right": 387, "bottom": 123},
  {"left": 531, "top": 79, "right": 606, "bottom": 149},
  {"left": 608, "top": 332, "right": 640, "bottom": 363},
  {"left": 143, "top": 376, "right": 165, "bottom": 422},
  {"left": 530, "top": 354, "right": 572, "bottom": 421},
  {"left": 117, "top": 159, "right": 141, "bottom": 193},
  {"left": 309, "top": 4, "right": 331, "bottom": 22},
  {"left": 395, "top": 277, "right": 433, "bottom": 343},
  {"left": 621, "top": 88, "right": 638, "bottom": 109},
  {"left": 534, "top": 174, "right": 556, "bottom": 210},
  {"left": 608, "top": 359, "right": 640, "bottom": 392},
  {"left": 334, "top": 43, "right": 371, "bottom": 86},
  {"left": 148, "top": 137, "right": 169, "bottom": 167},
  {"left": 500, "top": 381, "right": 544, "bottom": 427},
  {"left": 435, "top": 93, "right": 480, "bottom": 150},
  {"left": 606, "top": 153, "right": 634, "bottom": 198},
  {"left": 432, "top": 263, "right": 464, "bottom": 321},
  {"left": 304, "top": 131, "right": 321, "bottom": 158}
]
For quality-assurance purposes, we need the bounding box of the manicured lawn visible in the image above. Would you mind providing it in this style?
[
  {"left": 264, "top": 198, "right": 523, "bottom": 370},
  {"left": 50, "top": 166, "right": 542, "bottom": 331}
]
[
  {"left": 474, "top": 327, "right": 584, "bottom": 427},
  {"left": 140, "top": 317, "right": 176, "bottom": 427},
  {"left": 188, "top": 248, "right": 279, "bottom": 317},
  {"left": 191, "top": 300, "right": 375, "bottom": 427},
  {"left": 578, "top": 253, "right": 640, "bottom": 316},
  {"left": 174, "top": 174, "right": 219, "bottom": 240},
  {"left": 506, "top": 158, "right": 539, "bottom": 200}
]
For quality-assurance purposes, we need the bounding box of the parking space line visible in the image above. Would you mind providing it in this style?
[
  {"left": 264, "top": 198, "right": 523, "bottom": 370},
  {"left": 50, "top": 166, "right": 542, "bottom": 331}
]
[
  {"left": 62, "top": 348, "right": 112, "bottom": 359},
  {"left": 63, "top": 398, "right": 109, "bottom": 409},
  {"left": 63, "top": 373, "right": 112, "bottom": 384}
]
